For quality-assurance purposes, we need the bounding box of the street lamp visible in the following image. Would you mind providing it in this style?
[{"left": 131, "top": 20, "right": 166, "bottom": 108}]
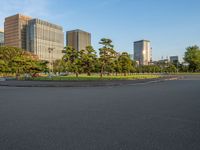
[{"left": 48, "top": 48, "right": 54, "bottom": 74}]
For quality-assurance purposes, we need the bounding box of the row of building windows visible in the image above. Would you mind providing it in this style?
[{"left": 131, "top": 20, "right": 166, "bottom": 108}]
[{"left": 29, "top": 19, "right": 63, "bottom": 30}]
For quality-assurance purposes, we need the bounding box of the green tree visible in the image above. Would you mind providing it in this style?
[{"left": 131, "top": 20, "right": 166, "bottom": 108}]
[
  {"left": 11, "top": 55, "right": 28, "bottom": 79},
  {"left": 53, "top": 59, "right": 66, "bottom": 74},
  {"left": 99, "top": 38, "right": 117, "bottom": 77},
  {"left": 118, "top": 52, "right": 133, "bottom": 76},
  {"left": 93, "top": 58, "right": 101, "bottom": 73},
  {"left": 0, "top": 60, "right": 9, "bottom": 74},
  {"left": 0, "top": 46, "right": 48, "bottom": 79},
  {"left": 36, "top": 60, "right": 49, "bottom": 73},
  {"left": 63, "top": 46, "right": 82, "bottom": 77},
  {"left": 164, "top": 64, "right": 177, "bottom": 73},
  {"left": 184, "top": 45, "right": 200, "bottom": 72},
  {"left": 0, "top": 46, "right": 22, "bottom": 62},
  {"left": 80, "top": 46, "right": 97, "bottom": 76},
  {"left": 0, "top": 47, "right": 23, "bottom": 75},
  {"left": 22, "top": 52, "right": 48, "bottom": 75},
  {"left": 130, "top": 60, "right": 137, "bottom": 73},
  {"left": 113, "top": 59, "right": 121, "bottom": 76}
]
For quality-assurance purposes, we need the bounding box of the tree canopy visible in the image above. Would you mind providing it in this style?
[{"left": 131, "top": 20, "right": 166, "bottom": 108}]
[
  {"left": 80, "top": 46, "right": 97, "bottom": 76},
  {"left": 1, "top": 40, "right": 199, "bottom": 80},
  {"left": 0, "top": 46, "right": 48, "bottom": 78},
  {"left": 184, "top": 46, "right": 200, "bottom": 72},
  {"left": 99, "top": 38, "right": 117, "bottom": 77},
  {"left": 62, "top": 46, "right": 82, "bottom": 77}
]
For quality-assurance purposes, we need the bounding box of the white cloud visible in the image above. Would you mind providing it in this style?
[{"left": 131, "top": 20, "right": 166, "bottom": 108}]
[{"left": 0, "top": 0, "right": 50, "bottom": 29}]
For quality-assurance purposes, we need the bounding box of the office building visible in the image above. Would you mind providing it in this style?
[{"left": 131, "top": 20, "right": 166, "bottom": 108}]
[
  {"left": 66, "top": 29, "right": 91, "bottom": 51},
  {"left": 134, "top": 40, "right": 152, "bottom": 65},
  {"left": 170, "top": 56, "right": 179, "bottom": 64},
  {"left": 4, "top": 14, "right": 31, "bottom": 49},
  {"left": 0, "top": 30, "right": 4, "bottom": 46},
  {"left": 129, "top": 54, "right": 134, "bottom": 60},
  {"left": 26, "top": 18, "right": 64, "bottom": 61}
]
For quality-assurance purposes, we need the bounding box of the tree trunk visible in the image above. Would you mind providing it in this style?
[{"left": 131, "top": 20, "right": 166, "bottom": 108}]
[
  {"left": 100, "top": 66, "right": 104, "bottom": 78},
  {"left": 16, "top": 73, "right": 20, "bottom": 80},
  {"left": 87, "top": 72, "right": 91, "bottom": 76},
  {"left": 100, "top": 73, "right": 103, "bottom": 78},
  {"left": 76, "top": 72, "right": 78, "bottom": 78}
]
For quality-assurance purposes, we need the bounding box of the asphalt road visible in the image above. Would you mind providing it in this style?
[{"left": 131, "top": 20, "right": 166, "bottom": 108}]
[{"left": 0, "top": 76, "right": 200, "bottom": 150}]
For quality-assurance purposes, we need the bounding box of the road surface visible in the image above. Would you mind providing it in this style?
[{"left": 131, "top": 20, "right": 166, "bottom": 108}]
[{"left": 0, "top": 75, "right": 200, "bottom": 150}]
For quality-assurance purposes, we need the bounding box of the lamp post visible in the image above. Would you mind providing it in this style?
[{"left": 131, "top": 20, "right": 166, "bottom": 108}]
[{"left": 48, "top": 48, "right": 54, "bottom": 75}]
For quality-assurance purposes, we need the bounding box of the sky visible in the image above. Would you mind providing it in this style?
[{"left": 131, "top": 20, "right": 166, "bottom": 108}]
[{"left": 0, "top": 0, "right": 200, "bottom": 61}]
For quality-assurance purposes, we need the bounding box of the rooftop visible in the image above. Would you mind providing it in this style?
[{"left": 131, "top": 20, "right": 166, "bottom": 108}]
[
  {"left": 5, "top": 13, "right": 32, "bottom": 20},
  {"left": 28, "top": 18, "right": 63, "bottom": 30},
  {"left": 134, "top": 40, "right": 150, "bottom": 43},
  {"left": 67, "top": 29, "right": 90, "bottom": 34}
]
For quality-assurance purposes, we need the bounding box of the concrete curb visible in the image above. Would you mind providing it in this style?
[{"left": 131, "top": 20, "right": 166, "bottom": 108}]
[{"left": 0, "top": 76, "right": 180, "bottom": 88}]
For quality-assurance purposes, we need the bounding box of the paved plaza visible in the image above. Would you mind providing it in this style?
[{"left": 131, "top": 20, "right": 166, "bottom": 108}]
[{"left": 0, "top": 76, "right": 200, "bottom": 150}]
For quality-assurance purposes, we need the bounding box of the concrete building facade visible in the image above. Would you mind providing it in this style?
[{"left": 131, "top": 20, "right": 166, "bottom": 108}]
[
  {"left": 66, "top": 29, "right": 91, "bottom": 51},
  {"left": 0, "top": 30, "right": 4, "bottom": 46},
  {"left": 134, "top": 40, "right": 152, "bottom": 65},
  {"left": 170, "top": 56, "right": 179, "bottom": 64},
  {"left": 4, "top": 14, "right": 31, "bottom": 49},
  {"left": 26, "top": 19, "right": 64, "bottom": 61}
]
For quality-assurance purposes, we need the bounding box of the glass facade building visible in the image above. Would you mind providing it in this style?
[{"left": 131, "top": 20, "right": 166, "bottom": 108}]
[
  {"left": 26, "top": 19, "right": 64, "bottom": 61},
  {"left": 4, "top": 14, "right": 31, "bottom": 49},
  {"left": 66, "top": 29, "right": 91, "bottom": 51},
  {"left": 134, "top": 40, "right": 152, "bottom": 66},
  {"left": 170, "top": 56, "right": 179, "bottom": 64},
  {"left": 0, "top": 31, "right": 4, "bottom": 46}
]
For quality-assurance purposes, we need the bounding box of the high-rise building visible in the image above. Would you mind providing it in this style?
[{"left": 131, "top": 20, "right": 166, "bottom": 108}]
[
  {"left": 66, "top": 29, "right": 91, "bottom": 51},
  {"left": 4, "top": 14, "right": 31, "bottom": 49},
  {"left": 0, "top": 30, "right": 4, "bottom": 46},
  {"left": 134, "top": 40, "right": 152, "bottom": 65},
  {"left": 170, "top": 56, "right": 179, "bottom": 64},
  {"left": 129, "top": 54, "right": 134, "bottom": 60},
  {"left": 26, "top": 18, "right": 64, "bottom": 61}
]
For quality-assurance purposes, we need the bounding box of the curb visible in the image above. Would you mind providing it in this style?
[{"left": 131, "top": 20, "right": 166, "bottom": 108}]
[{"left": 0, "top": 77, "right": 180, "bottom": 88}]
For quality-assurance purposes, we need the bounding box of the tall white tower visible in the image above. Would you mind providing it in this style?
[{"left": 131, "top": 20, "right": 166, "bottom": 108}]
[{"left": 134, "top": 40, "right": 152, "bottom": 65}]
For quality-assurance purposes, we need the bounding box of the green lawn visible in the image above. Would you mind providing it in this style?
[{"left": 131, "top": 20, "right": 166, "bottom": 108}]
[
  {"left": 173, "top": 72, "right": 200, "bottom": 75},
  {"left": 30, "top": 74, "right": 161, "bottom": 81}
]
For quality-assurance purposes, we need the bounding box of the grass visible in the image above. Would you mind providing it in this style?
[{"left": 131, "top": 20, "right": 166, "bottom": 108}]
[
  {"left": 29, "top": 74, "right": 161, "bottom": 81},
  {"left": 172, "top": 72, "right": 200, "bottom": 75}
]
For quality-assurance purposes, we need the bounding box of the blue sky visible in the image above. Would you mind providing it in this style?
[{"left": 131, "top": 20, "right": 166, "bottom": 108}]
[{"left": 1, "top": 0, "right": 200, "bottom": 61}]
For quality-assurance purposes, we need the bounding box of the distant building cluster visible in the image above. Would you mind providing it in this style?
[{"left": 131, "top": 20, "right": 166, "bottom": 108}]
[
  {"left": 133, "top": 40, "right": 180, "bottom": 66},
  {"left": 2, "top": 14, "right": 91, "bottom": 62},
  {"left": 152, "top": 56, "right": 179, "bottom": 66},
  {"left": 0, "top": 13, "right": 180, "bottom": 66}
]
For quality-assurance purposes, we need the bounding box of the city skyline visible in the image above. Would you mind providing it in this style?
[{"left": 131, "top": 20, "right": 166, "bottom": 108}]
[
  {"left": 4, "top": 14, "right": 64, "bottom": 62},
  {"left": 1, "top": 0, "right": 200, "bottom": 61}
]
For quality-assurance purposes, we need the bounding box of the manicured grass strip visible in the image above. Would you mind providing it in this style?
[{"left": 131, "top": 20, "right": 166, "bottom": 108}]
[
  {"left": 171, "top": 72, "right": 200, "bottom": 75},
  {"left": 30, "top": 75, "right": 161, "bottom": 81}
]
